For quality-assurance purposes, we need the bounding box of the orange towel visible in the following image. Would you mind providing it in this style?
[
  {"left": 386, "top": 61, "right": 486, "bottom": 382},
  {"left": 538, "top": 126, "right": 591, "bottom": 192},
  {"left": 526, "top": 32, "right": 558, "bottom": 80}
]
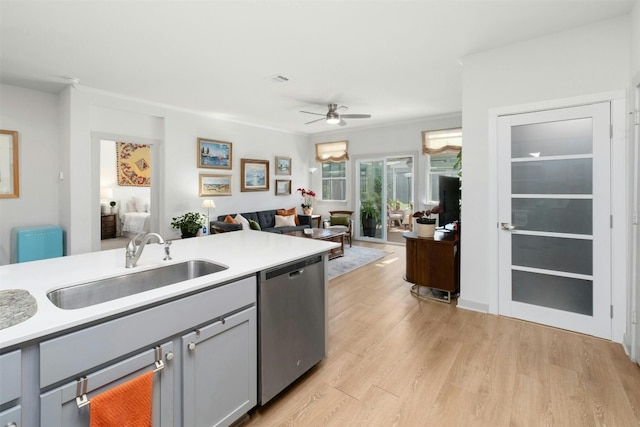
[{"left": 90, "top": 370, "right": 154, "bottom": 427}]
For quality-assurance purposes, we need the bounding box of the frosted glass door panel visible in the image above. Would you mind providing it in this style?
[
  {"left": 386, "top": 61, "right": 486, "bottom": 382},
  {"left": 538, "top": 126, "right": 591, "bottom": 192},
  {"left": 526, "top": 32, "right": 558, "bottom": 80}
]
[
  {"left": 498, "top": 102, "right": 611, "bottom": 338},
  {"left": 512, "top": 198, "right": 592, "bottom": 234},
  {"left": 511, "top": 159, "right": 592, "bottom": 194},
  {"left": 512, "top": 271, "right": 593, "bottom": 315},
  {"left": 512, "top": 235, "right": 592, "bottom": 275},
  {"left": 511, "top": 118, "right": 592, "bottom": 158}
]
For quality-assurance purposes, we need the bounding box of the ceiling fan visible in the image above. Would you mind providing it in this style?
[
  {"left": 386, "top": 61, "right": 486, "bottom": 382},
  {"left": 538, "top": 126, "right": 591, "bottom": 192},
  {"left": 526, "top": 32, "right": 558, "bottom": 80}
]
[{"left": 300, "top": 103, "right": 371, "bottom": 126}]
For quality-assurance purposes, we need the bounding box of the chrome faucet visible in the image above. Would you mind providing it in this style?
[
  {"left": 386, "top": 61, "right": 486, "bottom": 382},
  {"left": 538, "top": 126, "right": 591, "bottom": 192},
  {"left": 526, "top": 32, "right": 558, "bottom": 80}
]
[{"left": 125, "top": 232, "right": 165, "bottom": 268}]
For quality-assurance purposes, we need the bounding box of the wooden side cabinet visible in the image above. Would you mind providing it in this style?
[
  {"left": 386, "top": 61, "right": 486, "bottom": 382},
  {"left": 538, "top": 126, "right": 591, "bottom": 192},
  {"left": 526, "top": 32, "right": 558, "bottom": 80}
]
[
  {"left": 403, "top": 231, "right": 459, "bottom": 302},
  {"left": 101, "top": 213, "right": 117, "bottom": 239}
]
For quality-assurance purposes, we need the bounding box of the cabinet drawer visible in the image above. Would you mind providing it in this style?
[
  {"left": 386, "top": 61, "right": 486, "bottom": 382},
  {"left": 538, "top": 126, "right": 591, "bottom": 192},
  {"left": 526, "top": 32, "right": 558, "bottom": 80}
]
[
  {"left": 40, "top": 275, "right": 256, "bottom": 388},
  {"left": 0, "top": 350, "right": 21, "bottom": 404},
  {"left": 0, "top": 404, "right": 21, "bottom": 427},
  {"left": 41, "top": 342, "right": 174, "bottom": 427}
]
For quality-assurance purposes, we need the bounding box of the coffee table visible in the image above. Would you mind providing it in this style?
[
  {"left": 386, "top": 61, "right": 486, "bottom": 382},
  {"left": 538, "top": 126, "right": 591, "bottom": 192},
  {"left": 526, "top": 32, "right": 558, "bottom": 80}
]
[{"left": 287, "top": 228, "right": 345, "bottom": 260}]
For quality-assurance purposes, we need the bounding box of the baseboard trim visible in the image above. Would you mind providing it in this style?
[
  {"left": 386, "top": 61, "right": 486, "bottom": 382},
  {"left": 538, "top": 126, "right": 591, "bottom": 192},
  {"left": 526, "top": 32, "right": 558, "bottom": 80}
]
[{"left": 456, "top": 298, "right": 489, "bottom": 313}]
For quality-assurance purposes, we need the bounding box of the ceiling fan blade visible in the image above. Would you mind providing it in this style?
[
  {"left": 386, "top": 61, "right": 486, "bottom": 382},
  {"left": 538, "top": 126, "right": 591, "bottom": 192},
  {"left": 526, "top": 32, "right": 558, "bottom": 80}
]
[
  {"left": 300, "top": 110, "right": 326, "bottom": 116},
  {"left": 338, "top": 119, "right": 347, "bottom": 126},
  {"left": 305, "top": 117, "right": 326, "bottom": 125},
  {"left": 340, "top": 114, "right": 371, "bottom": 119}
]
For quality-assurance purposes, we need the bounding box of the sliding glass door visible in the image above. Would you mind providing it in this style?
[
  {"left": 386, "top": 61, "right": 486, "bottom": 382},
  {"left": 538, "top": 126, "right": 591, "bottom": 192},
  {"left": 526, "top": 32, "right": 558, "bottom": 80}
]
[{"left": 355, "top": 155, "right": 414, "bottom": 243}]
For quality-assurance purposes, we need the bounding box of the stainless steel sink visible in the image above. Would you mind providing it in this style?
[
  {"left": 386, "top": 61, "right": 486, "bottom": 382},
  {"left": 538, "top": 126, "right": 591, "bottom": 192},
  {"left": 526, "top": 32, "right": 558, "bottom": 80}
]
[{"left": 47, "top": 260, "right": 228, "bottom": 310}]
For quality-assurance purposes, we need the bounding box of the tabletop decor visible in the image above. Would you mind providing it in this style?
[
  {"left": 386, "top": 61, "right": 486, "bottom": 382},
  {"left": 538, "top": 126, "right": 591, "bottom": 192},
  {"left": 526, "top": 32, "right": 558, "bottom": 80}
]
[
  {"left": 297, "top": 187, "right": 316, "bottom": 214},
  {"left": 171, "top": 212, "right": 207, "bottom": 238}
]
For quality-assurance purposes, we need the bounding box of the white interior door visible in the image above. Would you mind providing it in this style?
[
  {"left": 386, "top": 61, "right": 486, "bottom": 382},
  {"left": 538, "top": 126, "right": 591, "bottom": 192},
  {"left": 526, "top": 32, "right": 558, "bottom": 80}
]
[{"left": 497, "top": 103, "right": 612, "bottom": 339}]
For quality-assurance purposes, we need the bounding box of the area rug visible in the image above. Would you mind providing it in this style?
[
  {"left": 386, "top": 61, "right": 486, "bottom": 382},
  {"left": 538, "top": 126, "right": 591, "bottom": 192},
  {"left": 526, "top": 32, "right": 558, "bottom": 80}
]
[{"left": 328, "top": 245, "right": 388, "bottom": 279}]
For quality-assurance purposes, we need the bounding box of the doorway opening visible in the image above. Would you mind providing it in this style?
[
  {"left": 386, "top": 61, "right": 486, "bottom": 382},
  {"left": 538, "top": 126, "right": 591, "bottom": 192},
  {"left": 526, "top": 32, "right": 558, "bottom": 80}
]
[{"left": 355, "top": 155, "right": 414, "bottom": 244}]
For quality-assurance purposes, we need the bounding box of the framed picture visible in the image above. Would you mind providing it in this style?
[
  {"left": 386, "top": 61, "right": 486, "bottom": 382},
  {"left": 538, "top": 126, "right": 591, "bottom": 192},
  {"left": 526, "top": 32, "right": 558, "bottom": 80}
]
[
  {"left": 197, "top": 138, "right": 232, "bottom": 169},
  {"left": 275, "top": 179, "right": 291, "bottom": 195},
  {"left": 240, "top": 159, "right": 269, "bottom": 192},
  {"left": 275, "top": 156, "right": 291, "bottom": 175},
  {"left": 199, "top": 174, "right": 232, "bottom": 196},
  {"left": 0, "top": 130, "right": 19, "bottom": 198}
]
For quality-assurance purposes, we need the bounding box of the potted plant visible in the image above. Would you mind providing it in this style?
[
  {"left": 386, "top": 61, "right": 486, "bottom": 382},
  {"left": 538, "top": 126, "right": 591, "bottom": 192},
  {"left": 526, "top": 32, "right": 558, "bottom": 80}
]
[
  {"left": 171, "top": 212, "right": 207, "bottom": 238},
  {"left": 360, "top": 197, "right": 380, "bottom": 237},
  {"left": 296, "top": 188, "right": 316, "bottom": 215},
  {"left": 412, "top": 205, "right": 443, "bottom": 237}
]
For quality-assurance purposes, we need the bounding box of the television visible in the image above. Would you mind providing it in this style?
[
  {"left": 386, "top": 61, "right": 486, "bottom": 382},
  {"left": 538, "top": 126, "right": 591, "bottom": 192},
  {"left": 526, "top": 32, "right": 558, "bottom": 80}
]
[{"left": 438, "top": 176, "right": 461, "bottom": 227}]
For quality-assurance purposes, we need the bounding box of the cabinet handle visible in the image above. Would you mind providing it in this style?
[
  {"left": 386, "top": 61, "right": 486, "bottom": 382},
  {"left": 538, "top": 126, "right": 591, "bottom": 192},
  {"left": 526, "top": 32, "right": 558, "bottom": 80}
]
[
  {"left": 188, "top": 342, "right": 196, "bottom": 351},
  {"left": 166, "top": 351, "right": 174, "bottom": 361},
  {"left": 5, "top": 423, "right": 18, "bottom": 427}
]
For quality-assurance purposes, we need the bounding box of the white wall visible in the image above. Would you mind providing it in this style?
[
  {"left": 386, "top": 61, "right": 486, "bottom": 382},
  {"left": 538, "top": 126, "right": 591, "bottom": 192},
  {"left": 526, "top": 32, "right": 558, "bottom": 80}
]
[
  {"left": 0, "top": 85, "right": 61, "bottom": 265},
  {"left": 460, "top": 16, "right": 630, "bottom": 333},
  {"left": 309, "top": 114, "right": 462, "bottom": 220},
  {"left": 0, "top": 84, "right": 311, "bottom": 264}
]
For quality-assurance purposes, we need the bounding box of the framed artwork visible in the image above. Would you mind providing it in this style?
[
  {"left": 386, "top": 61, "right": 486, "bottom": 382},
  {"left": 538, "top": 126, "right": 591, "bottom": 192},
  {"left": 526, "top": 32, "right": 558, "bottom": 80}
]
[
  {"left": 275, "top": 179, "right": 291, "bottom": 195},
  {"left": 0, "top": 130, "right": 19, "bottom": 198},
  {"left": 240, "top": 159, "right": 269, "bottom": 192},
  {"left": 199, "top": 174, "right": 232, "bottom": 196},
  {"left": 275, "top": 156, "right": 291, "bottom": 175},
  {"left": 116, "top": 142, "right": 151, "bottom": 187},
  {"left": 198, "top": 138, "right": 232, "bottom": 169}
]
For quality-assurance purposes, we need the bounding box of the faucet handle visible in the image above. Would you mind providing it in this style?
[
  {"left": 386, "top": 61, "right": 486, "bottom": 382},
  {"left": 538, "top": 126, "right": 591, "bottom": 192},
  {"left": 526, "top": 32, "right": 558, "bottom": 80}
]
[{"left": 164, "top": 241, "right": 172, "bottom": 261}]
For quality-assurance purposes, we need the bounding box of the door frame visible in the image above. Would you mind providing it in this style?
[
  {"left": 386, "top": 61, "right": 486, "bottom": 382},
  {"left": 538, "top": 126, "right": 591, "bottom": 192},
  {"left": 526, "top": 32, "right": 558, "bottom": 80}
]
[
  {"left": 91, "top": 132, "right": 162, "bottom": 253},
  {"left": 353, "top": 152, "right": 417, "bottom": 244},
  {"left": 488, "top": 91, "right": 628, "bottom": 342}
]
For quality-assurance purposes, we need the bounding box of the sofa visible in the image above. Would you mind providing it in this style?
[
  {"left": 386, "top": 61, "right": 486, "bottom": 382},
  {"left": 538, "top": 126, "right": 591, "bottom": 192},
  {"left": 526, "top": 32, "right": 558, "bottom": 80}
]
[{"left": 210, "top": 209, "right": 312, "bottom": 234}]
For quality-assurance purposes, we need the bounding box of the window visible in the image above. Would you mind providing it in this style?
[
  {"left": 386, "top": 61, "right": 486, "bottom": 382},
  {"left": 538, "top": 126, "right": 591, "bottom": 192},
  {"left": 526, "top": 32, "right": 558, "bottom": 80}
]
[
  {"left": 422, "top": 128, "right": 461, "bottom": 203},
  {"left": 316, "top": 140, "right": 349, "bottom": 201},
  {"left": 321, "top": 161, "right": 346, "bottom": 201}
]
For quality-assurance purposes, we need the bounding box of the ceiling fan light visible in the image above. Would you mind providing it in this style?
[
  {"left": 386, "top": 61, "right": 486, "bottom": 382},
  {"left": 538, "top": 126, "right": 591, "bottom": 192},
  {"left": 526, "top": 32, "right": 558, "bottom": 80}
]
[{"left": 326, "top": 117, "right": 340, "bottom": 124}]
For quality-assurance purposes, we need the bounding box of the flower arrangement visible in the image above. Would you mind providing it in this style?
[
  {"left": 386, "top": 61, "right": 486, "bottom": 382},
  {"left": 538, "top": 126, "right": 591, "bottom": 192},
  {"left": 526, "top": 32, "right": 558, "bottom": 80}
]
[
  {"left": 296, "top": 188, "right": 316, "bottom": 209},
  {"left": 413, "top": 205, "right": 444, "bottom": 224}
]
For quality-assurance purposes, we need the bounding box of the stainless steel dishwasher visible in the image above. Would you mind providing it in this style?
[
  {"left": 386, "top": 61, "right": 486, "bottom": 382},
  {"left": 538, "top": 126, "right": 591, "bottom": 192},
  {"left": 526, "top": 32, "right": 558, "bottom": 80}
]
[{"left": 258, "top": 255, "right": 325, "bottom": 405}]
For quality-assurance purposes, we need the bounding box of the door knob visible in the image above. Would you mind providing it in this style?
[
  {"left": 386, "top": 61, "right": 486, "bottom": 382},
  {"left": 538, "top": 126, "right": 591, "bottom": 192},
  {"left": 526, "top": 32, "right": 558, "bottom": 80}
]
[{"left": 500, "top": 222, "right": 515, "bottom": 231}]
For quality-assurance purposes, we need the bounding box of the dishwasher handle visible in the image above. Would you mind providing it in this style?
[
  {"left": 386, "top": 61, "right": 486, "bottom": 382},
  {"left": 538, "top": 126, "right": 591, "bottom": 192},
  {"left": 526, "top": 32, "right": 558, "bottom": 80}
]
[{"left": 288, "top": 269, "right": 304, "bottom": 278}]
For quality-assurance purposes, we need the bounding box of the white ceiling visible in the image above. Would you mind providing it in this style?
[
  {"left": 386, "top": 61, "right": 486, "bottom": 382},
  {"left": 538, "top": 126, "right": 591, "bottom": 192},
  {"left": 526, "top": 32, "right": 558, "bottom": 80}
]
[{"left": 0, "top": 0, "right": 634, "bottom": 134}]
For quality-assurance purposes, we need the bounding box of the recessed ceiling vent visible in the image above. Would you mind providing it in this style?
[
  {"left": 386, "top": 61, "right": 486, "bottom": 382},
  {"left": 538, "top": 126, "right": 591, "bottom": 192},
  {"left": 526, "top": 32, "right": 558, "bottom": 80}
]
[{"left": 268, "top": 74, "right": 290, "bottom": 84}]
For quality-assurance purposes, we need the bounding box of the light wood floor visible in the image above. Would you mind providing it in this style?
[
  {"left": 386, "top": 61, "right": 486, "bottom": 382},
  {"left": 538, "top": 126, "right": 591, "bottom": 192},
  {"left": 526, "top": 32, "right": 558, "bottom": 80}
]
[{"left": 244, "top": 242, "right": 640, "bottom": 426}]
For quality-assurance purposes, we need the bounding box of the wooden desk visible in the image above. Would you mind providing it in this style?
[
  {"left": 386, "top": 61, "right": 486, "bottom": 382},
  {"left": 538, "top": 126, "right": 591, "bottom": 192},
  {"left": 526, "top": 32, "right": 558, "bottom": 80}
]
[{"left": 403, "top": 231, "right": 459, "bottom": 303}]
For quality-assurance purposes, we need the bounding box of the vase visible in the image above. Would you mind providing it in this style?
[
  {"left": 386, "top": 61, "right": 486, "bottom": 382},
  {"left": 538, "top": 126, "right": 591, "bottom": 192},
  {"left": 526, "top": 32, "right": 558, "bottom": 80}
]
[
  {"left": 416, "top": 222, "right": 436, "bottom": 238},
  {"left": 303, "top": 208, "right": 313, "bottom": 215}
]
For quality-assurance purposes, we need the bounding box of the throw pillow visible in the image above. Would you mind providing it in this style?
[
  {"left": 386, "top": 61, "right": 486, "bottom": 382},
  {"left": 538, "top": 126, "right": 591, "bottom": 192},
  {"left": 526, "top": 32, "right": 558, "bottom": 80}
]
[
  {"left": 224, "top": 215, "right": 237, "bottom": 224},
  {"left": 234, "top": 213, "right": 250, "bottom": 230},
  {"left": 248, "top": 219, "right": 261, "bottom": 230},
  {"left": 132, "top": 196, "right": 147, "bottom": 213},
  {"left": 276, "top": 207, "right": 299, "bottom": 225},
  {"left": 275, "top": 214, "right": 296, "bottom": 228},
  {"left": 330, "top": 216, "right": 350, "bottom": 226}
]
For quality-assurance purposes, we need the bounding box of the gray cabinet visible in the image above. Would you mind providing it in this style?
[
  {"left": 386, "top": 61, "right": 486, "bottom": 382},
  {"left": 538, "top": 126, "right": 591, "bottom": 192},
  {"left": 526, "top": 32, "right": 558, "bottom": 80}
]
[
  {"left": 40, "top": 342, "right": 174, "bottom": 427},
  {"left": 34, "top": 275, "right": 257, "bottom": 427},
  {"left": 0, "top": 350, "right": 22, "bottom": 427},
  {"left": 182, "top": 306, "right": 257, "bottom": 427}
]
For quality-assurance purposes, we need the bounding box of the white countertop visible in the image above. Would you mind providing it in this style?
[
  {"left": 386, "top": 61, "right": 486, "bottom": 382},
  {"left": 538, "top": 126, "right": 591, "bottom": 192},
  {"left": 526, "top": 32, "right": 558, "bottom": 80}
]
[{"left": 0, "top": 230, "right": 337, "bottom": 349}]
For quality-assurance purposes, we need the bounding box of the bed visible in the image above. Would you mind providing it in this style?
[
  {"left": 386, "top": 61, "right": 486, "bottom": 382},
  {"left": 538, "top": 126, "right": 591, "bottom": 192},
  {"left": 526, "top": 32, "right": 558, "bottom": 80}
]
[{"left": 119, "top": 197, "right": 151, "bottom": 237}]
